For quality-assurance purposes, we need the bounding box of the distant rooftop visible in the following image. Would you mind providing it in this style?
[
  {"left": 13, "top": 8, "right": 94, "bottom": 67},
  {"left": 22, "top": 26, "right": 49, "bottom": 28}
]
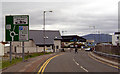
[
  {"left": 115, "top": 32, "right": 120, "bottom": 34},
  {"left": 29, "top": 30, "right": 62, "bottom": 46}
]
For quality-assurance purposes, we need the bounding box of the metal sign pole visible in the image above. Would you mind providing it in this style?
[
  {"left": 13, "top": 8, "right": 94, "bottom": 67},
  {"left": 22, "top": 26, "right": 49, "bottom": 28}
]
[
  {"left": 10, "top": 42, "right": 12, "bottom": 63},
  {"left": 22, "top": 41, "right": 24, "bottom": 62}
]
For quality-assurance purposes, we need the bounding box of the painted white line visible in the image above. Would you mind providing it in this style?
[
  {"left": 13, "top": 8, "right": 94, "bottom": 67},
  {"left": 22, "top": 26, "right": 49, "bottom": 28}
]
[
  {"left": 73, "top": 59, "right": 79, "bottom": 66},
  {"left": 80, "top": 66, "right": 88, "bottom": 72}
]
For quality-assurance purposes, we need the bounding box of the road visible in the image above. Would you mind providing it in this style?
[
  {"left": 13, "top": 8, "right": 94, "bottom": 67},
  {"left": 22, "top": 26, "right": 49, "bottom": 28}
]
[{"left": 38, "top": 50, "right": 119, "bottom": 73}]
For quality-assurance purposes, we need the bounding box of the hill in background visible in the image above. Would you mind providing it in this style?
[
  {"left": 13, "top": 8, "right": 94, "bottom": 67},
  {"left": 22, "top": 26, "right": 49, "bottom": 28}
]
[{"left": 82, "top": 34, "right": 112, "bottom": 43}]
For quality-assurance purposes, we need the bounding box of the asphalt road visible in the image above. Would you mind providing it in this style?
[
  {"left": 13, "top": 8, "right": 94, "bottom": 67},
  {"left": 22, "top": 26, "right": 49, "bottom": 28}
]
[{"left": 40, "top": 50, "right": 119, "bottom": 73}]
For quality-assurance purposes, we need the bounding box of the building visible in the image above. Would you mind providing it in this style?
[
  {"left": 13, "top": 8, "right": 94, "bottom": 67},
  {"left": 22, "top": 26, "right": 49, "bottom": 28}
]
[
  {"left": 112, "top": 32, "right": 120, "bottom": 46},
  {"left": 86, "top": 40, "right": 95, "bottom": 47},
  {"left": 0, "top": 42, "right": 6, "bottom": 56},
  {"left": 5, "top": 30, "right": 62, "bottom": 53},
  {"left": 61, "top": 35, "right": 86, "bottom": 48}
]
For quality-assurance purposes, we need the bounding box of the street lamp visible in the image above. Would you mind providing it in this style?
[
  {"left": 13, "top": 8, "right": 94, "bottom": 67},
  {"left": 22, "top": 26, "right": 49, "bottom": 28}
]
[
  {"left": 62, "top": 30, "right": 67, "bottom": 36},
  {"left": 43, "top": 11, "right": 52, "bottom": 54}
]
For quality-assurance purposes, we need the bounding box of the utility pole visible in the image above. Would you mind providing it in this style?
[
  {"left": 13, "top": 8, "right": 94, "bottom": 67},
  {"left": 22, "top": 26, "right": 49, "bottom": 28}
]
[
  {"left": 89, "top": 26, "right": 95, "bottom": 43},
  {"left": 43, "top": 11, "right": 45, "bottom": 54}
]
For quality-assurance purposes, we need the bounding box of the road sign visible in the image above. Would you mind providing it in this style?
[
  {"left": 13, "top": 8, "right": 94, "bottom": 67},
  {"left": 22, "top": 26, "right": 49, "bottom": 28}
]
[{"left": 5, "top": 15, "right": 29, "bottom": 41}]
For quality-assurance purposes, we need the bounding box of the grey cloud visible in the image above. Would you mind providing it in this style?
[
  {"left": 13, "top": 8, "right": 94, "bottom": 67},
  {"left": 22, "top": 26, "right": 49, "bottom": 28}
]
[{"left": 1, "top": 1, "right": 119, "bottom": 41}]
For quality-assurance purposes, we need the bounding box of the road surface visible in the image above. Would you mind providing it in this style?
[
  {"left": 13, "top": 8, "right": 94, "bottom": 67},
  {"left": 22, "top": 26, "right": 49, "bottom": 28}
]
[{"left": 38, "top": 50, "right": 119, "bottom": 73}]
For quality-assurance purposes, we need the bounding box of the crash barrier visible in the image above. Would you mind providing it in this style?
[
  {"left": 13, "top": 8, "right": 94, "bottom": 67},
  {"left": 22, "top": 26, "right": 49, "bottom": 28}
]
[{"left": 93, "top": 50, "right": 120, "bottom": 60}]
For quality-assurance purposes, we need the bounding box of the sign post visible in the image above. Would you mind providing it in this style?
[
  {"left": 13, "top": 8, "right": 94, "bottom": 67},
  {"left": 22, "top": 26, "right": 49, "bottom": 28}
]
[
  {"left": 22, "top": 41, "right": 24, "bottom": 61},
  {"left": 10, "top": 42, "right": 12, "bottom": 63},
  {"left": 5, "top": 15, "right": 29, "bottom": 62}
]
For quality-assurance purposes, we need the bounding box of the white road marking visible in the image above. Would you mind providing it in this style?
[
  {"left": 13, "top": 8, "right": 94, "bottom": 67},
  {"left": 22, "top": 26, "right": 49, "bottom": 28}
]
[
  {"left": 73, "top": 58, "right": 88, "bottom": 72},
  {"left": 73, "top": 59, "right": 79, "bottom": 66},
  {"left": 80, "top": 66, "right": 88, "bottom": 72}
]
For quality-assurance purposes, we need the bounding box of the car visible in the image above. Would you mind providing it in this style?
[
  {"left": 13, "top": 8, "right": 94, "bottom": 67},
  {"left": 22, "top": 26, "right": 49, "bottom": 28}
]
[
  {"left": 45, "top": 49, "right": 53, "bottom": 52},
  {"left": 85, "top": 48, "right": 91, "bottom": 51}
]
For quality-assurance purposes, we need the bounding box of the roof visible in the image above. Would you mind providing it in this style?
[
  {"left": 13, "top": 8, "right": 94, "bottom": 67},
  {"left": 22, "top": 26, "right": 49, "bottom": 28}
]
[
  {"left": 115, "top": 32, "right": 120, "bottom": 34},
  {"left": 62, "top": 35, "right": 86, "bottom": 42},
  {"left": 29, "top": 30, "right": 62, "bottom": 46}
]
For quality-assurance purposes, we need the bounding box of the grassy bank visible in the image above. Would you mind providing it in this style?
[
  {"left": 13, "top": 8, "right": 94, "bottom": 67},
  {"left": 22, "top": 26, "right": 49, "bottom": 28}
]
[{"left": 2, "top": 52, "right": 52, "bottom": 69}]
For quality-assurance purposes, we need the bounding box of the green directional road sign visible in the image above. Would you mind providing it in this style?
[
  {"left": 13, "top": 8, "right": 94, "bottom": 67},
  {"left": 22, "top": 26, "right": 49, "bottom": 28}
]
[{"left": 5, "top": 15, "right": 29, "bottom": 41}]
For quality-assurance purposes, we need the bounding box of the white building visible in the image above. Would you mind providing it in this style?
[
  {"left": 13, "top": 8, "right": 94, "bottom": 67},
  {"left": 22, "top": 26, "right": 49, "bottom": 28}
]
[
  {"left": 5, "top": 30, "right": 62, "bottom": 53},
  {"left": 112, "top": 32, "right": 120, "bottom": 46}
]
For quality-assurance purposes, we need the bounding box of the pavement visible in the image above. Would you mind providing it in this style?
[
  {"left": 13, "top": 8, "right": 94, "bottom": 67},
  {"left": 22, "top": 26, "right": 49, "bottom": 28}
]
[
  {"left": 2, "top": 53, "right": 59, "bottom": 73},
  {"left": 39, "top": 50, "right": 119, "bottom": 72}
]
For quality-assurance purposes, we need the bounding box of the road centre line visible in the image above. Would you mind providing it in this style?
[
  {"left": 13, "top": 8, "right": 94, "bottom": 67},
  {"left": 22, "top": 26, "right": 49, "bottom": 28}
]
[
  {"left": 73, "top": 58, "right": 89, "bottom": 72},
  {"left": 80, "top": 66, "right": 88, "bottom": 72},
  {"left": 88, "top": 52, "right": 120, "bottom": 69},
  {"left": 73, "top": 59, "right": 79, "bottom": 66},
  {"left": 38, "top": 54, "right": 63, "bottom": 74}
]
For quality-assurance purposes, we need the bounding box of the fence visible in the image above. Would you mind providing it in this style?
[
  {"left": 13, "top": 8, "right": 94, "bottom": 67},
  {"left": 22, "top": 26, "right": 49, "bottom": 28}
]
[
  {"left": 3, "top": 46, "right": 44, "bottom": 61},
  {"left": 95, "top": 45, "right": 120, "bottom": 55}
]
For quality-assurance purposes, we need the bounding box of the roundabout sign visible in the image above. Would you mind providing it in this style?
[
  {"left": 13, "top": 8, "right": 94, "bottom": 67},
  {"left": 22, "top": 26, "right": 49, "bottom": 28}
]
[{"left": 5, "top": 15, "right": 29, "bottom": 42}]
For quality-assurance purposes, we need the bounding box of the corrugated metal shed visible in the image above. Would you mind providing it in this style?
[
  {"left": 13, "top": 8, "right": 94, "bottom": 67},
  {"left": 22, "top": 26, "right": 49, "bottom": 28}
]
[{"left": 29, "top": 30, "right": 62, "bottom": 46}]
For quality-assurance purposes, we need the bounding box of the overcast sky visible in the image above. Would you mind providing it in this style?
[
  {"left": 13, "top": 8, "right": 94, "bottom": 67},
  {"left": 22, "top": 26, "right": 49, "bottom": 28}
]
[{"left": 0, "top": 0, "right": 120, "bottom": 41}]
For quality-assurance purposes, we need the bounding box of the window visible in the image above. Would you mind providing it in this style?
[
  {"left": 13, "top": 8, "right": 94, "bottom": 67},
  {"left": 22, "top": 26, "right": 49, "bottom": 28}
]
[{"left": 55, "top": 37, "right": 57, "bottom": 38}]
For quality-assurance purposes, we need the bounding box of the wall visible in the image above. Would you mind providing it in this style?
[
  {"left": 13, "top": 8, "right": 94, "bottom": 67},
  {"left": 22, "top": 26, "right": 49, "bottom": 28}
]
[
  {"left": 11, "top": 40, "right": 36, "bottom": 53},
  {"left": 4, "top": 39, "right": 60, "bottom": 53},
  {"left": 4, "top": 46, "right": 44, "bottom": 54},
  {"left": 12, "top": 40, "right": 36, "bottom": 47},
  {"left": 95, "top": 45, "right": 120, "bottom": 55},
  {"left": 0, "top": 43, "right": 4, "bottom": 56}
]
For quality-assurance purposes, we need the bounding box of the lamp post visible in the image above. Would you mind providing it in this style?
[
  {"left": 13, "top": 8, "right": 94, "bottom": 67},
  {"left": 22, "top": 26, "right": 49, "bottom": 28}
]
[
  {"left": 43, "top": 11, "right": 52, "bottom": 54},
  {"left": 62, "top": 30, "right": 67, "bottom": 36}
]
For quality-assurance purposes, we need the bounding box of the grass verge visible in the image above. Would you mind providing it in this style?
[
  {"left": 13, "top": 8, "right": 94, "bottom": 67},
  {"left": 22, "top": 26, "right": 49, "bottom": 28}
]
[{"left": 2, "top": 52, "right": 52, "bottom": 69}]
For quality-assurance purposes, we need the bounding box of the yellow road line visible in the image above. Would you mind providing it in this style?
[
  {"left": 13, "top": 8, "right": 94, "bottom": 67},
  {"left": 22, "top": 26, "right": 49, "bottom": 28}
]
[
  {"left": 38, "top": 54, "right": 63, "bottom": 74},
  {"left": 88, "top": 53, "right": 120, "bottom": 69},
  {"left": 37, "top": 58, "right": 50, "bottom": 74},
  {"left": 41, "top": 56, "right": 56, "bottom": 74}
]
